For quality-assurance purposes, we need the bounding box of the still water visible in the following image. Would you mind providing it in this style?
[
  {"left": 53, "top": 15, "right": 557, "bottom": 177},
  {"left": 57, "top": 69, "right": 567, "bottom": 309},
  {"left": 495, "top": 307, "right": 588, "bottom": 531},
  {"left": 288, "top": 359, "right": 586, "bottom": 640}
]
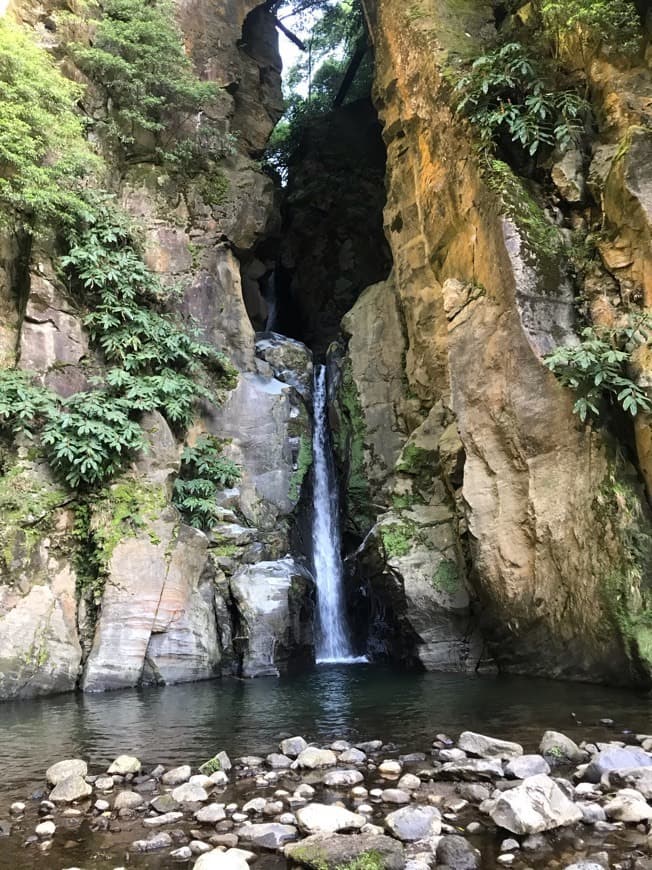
[{"left": 1, "top": 665, "right": 651, "bottom": 806}]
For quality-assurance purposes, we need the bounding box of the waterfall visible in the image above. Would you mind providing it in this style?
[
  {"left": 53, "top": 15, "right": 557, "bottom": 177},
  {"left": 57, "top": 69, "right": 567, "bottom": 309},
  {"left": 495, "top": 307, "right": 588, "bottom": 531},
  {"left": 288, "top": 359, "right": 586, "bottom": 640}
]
[{"left": 311, "top": 365, "right": 366, "bottom": 664}]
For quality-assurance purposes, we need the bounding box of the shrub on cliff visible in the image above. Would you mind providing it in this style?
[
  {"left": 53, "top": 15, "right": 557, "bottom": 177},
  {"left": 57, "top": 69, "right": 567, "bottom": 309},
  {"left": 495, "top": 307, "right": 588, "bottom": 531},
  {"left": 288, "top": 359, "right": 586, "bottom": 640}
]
[{"left": 0, "top": 18, "right": 98, "bottom": 232}]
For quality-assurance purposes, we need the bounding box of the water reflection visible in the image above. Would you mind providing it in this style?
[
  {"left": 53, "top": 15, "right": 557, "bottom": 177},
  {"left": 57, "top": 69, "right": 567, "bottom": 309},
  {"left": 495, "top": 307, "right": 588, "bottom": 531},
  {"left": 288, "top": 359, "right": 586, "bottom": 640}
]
[{"left": 0, "top": 666, "right": 651, "bottom": 806}]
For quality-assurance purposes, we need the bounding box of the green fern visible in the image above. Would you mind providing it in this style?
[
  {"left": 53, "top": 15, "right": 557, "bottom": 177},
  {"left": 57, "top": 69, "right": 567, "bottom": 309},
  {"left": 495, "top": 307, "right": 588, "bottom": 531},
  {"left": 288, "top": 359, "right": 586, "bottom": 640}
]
[{"left": 173, "top": 436, "right": 241, "bottom": 530}]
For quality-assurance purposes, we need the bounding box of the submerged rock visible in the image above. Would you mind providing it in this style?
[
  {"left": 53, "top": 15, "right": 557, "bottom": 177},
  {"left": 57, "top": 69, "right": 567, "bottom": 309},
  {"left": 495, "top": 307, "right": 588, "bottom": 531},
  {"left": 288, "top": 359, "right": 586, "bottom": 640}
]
[
  {"left": 280, "top": 737, "right": 308, "bottom": 757},
  {"left": 436, "top": 834, "right": 481, "bottom": 869},
  {"left": 46, "top": 759, "right": 87, "bottom": 786},
  {"left": 486, "top": 774, "right": 582, "bottom": 834},
  {"left": 384, "top": 805, "right": 442, "bottom": 841},
  {"left": 107, "top": 755, "right": 141, "bottom": 775},
  {"left": 237, "top": 822, "right": 298, "bottom": 849},
  {"left": 50, "top": 775, "right": 92, "bottom": 803},
  {"left": 322, "top": 769, "right": 364, "bottom": 787}
]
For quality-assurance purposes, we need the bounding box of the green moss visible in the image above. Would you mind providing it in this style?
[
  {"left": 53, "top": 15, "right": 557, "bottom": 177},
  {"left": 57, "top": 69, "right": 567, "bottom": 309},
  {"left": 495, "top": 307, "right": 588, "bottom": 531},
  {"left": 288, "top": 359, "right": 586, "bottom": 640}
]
[
  {"left": 197, "top": 167, "right": 230, "bottom": 207},
  {"left": 485, "top": 160, "right": 563, "bottom": 260},
  {"left": 396, "top": 443, "right": 437, "bottom": 502},
  {"left": 289, "top": 435, "right": 313, "bottom": 503},
  {"left": 379, "top": 521, "right": 418, "bottom": 559},
  {"left": 198, "top": 755, "right": 222, "bottom": 775},
  {"left": 336, "top": 853, "right": 384, "bottom": 870},
  {"left": 432, "top": 559, "right": 459, "bottom": 593},
  {"left": 335, "top": 358, "right": 373, "bottom": 532},
  {"left": 211, "top": 542, "right": 239, "bottom": 558}
]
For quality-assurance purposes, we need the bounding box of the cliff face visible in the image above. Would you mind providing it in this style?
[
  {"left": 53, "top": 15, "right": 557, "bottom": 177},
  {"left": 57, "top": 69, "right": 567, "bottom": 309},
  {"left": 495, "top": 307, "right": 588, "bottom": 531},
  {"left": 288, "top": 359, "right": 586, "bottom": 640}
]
[
  {"left": 332, "top": 0, "right": 652, "bottom": 681},
  {"left": 0, "top": 0, "right": 316, "bottom": 698}
]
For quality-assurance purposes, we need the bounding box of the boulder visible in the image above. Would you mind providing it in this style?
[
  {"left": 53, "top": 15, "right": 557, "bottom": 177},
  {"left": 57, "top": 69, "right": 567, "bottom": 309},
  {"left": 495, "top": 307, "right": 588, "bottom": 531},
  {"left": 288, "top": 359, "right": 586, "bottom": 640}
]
[
  {"left": 339, "top": 748, "right": 367, "bottom": 764},
  {"left": 323, "top": 770, "right": 364, "bottom": 788},
  {"left": 230, "top": 559, "right": 315, "bottom": 677},
  {"left": 604, "top": 789, "right": 652, "bottom": 822},
  {"left": 195, "top": 803, "right": 227, "bottom": 824},
  {"left": 584, "top": 747, "right": 652, "bottom": 783},
  {"left": 458, "top": 732, "right": 523, "bottom": 760},
  {"left": 381, "top": 789, "right": 411, "bottom": 804},
  {"left": 50, "top": 775, "right": 92, "bottom": 803},
  {"left": 161, "top": 765, "right": 192, "bottom": 786},
  {"left": 296, "top": 804, "right": 366, "bottom": 835},
  {"left": 131, "top": 832, "right": 173, "bottom": 852},
  {"left": 486, "top": 774, "right": 582, "bottom": 834},
  {"left": 46, "top": 759, "right": 87, "bottom": 787},
  {"left": 171, "top": 783, "right": 208, "bottom": 804},
  {"left": 254, "top": 333, "right": 313, "bottom": 402},
  {"left": 284, "top": 832, "right": 404, "bottom": 870},
  {"left": 384, "top": 805, "right": 442, "bottom": 841},
  {"left": 237, "top": 822, "right": 298, "bottom": 849},
  {"left": 605, "top": 766, "right": 652, "bottom": 798},
  {"left": 107, "top": 755, "right": 141, "bottom": 775},
  {"left": 281, "top": 736, "right": 308, "bottom": 757},
  {"left": 114, "top": 791, "right": 145, "bottom": 811},
  {"left": 296, "top": 748, "right": 337, "bottom": 769},
  {"left": 539, "top": 732, "right": 586, "bottom": 763},
  {"left": 267, "top": 753, "right": 292, "bottom": 769},
  {"left": 505, "top": 755, "right": 550, "bottom": 779},
  {"left": 551, "top": 149, "right": 586, "bottom": 203},
  {"left": 142, "top": 811, "right": 184, "bottom": 826},
  {"left": 440, "top": 758, "right": 504, "bottom": 781},
  {"left": 436, "top": 835, "right": 481, "bottom": 869},
  {"left": 194, "top": 849, "right": 251, "bottom": 870}
]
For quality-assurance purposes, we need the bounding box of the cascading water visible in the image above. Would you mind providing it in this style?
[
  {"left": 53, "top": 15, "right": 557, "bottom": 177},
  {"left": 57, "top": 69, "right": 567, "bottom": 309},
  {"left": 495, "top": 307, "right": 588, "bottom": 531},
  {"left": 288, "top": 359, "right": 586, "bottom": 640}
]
[{"left": 311, "top": 365, "right": 366, "bottom": 664}]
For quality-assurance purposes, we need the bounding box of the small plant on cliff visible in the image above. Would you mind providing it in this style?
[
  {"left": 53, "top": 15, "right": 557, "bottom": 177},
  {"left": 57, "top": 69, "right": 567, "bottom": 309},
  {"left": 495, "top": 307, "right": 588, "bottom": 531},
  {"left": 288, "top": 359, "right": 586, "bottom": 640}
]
[
  {"left": 536, "top": 0, "right": 642, "bottom": 79},
  {"left": 173, "top": 436, "right": 241, "bottom": 530},
  {"left": 0, "top": 371, "right": 59, "bottom": 438},
  {"left": 544, "top": 316, "right": 652, "bottom": 422},
  {"left": 0, "top": 18, "right": 98, "bottom": 232},
  {"left": 453, "top": 42, "right": 589, "bottom": 160},
  {"left": 65, "top": 0, "right": 229, "bottom": 165}
]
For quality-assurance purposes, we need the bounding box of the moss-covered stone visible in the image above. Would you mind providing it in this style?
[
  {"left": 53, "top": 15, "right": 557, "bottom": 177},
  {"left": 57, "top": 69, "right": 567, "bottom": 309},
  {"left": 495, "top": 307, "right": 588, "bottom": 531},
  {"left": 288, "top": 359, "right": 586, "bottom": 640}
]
[
  {"left": 289, "top": 434, "right": 313, "bottom": 503},
  {"left": 432, "top": 559, "right": 459, "bottom": 593}
]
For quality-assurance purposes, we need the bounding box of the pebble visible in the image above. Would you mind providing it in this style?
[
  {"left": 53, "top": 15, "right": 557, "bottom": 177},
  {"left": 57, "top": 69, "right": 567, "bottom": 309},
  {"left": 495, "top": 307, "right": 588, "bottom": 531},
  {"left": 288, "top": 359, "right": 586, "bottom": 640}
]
[
  {"left": 94, "top": 799, "right": 110, "bottom": 812},
  {"left": 378, "top": 759, "right": 402, "bottom": 778},
  {"left": 10, "top": 803, "right": 25, "bottom": 815},
  {"left": 35, "top": 821, "right": 56, "bottom": 838}
]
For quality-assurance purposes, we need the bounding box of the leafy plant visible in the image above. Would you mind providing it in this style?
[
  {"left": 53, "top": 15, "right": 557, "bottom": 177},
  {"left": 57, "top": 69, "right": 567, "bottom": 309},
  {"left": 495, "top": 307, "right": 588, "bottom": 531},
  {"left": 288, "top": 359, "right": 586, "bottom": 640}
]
[
  {"left": 0, "top": 370, "right": 59, "bottom": 438},
  {"left": 65, "top": 0, "right": 227, "bottom": 165},
  {"left": 453, "top": 42, "right": 589, "bottom": 160},
  {"left": 544, "top": 317, "right": 652, "bottom": 422},
  {"left": 537, "top": 0, "right": 642, "bottom": 78},
  {"left": 0, "top": 18, "right": 98, "bottom": 231},
  {"left": 41, "top": 391, "right": 146, "bottom": 489},
  {"left": 173, "top": 436, "right": 241, "bottom": 530}
]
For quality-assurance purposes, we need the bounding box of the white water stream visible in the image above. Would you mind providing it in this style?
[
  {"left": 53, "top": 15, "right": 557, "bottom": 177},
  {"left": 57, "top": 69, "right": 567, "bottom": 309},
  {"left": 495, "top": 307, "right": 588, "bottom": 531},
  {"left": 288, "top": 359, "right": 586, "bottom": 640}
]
[{"left": 311, "top": 365, "right": 366, "bottom": 664}]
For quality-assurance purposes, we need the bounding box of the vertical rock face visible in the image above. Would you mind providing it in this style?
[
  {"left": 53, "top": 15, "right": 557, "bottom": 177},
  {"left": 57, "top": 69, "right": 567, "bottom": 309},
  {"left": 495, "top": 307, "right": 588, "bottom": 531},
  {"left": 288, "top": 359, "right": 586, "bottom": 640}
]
[{"left": 333, "top": 0, "right": 652, "bottom": 682}]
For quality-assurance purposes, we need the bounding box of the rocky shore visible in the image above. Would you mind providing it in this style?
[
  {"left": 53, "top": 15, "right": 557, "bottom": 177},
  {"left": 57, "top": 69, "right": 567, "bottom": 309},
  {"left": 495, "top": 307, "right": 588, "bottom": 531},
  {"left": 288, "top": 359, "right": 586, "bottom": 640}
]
[{"left": 3, "top": 727, "right": 652, "bottom": 868}]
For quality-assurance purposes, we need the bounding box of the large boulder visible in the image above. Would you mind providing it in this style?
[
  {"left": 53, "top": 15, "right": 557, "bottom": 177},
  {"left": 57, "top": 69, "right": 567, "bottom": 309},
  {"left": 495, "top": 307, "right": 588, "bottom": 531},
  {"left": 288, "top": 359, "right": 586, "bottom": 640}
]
[
  {"left": 384, "top": 805, "right": 442, "bottom": 841},
  {"left": 230, "top": 559, "right": 314, "bottom": 677},
  {"left": 486, "top": 774, "right": 582, "bottom": 834},
  {"left": 584, "top": 747, "right": 652, "bottom": 783},
  {"left": 284, "top": 832, "right": 404, "bottom": 870},
  {"left": 458, "top": 732, "right": 523, "bottom": 760},
  {"left": 237, "top": 822, "right": 298, "bottom": 849},
  {"left": 255, "top": 333, "right": 313, "bottom": 402},
  {"left": 296, "top": 804, "right": 366, "bottom": 835}
]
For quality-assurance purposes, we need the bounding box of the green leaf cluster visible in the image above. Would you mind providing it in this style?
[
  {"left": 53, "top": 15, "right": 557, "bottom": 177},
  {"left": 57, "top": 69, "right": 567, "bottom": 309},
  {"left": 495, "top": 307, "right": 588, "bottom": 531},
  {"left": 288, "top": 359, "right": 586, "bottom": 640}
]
[
  {"left": 544, "top": 316, "right": 652, "bottom": 422},
  {"left": 173, "top": 435, "right": 241, "bottom": 530},
  {"left": 65, "top": 0, "right": 233, "bottom": 168},
  {"left": 0, "top": 17, "right": 99, "bottom": 232},
  {"left": 453, "top": 42, "right": 589, "bottom": 160}
]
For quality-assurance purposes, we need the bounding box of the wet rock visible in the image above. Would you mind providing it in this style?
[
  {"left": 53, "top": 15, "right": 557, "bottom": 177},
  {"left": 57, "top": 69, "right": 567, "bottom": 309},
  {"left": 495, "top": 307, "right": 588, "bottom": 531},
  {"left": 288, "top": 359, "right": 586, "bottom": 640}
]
[
  {"left": 114, "top": 791, "right": 144, "bottom": 811},
  {"left": 322, "top": 769, "right": 364, "bottom": 788},
  {"left": 46, "top": 759, "right": 87, "bottom": 786},
  {"left": 339, "top": 748, "right": 366, "bottom": 764},
  {"left": 458, "top": 732, "right": 523, "bottom": 760},
  {"left": 295, "top": 748, "right": 337, "bottom": 769},
  {"left": 397, "top": 774, "right": 421, "bottom": 791},
  {"left": 381, "top": 789, "right": 411, "bottom": 804},
  {"left": 457, "top": 784, "right": 492, "bottom": 804},
  {"left": 10, "top": 802, "right": 24, "bottom": 815},
  {"left": 539, "top": 732, "right": 586, "bottom": 763},
  {"left": 284, "top": 832, "right": 404, "bottom": 870},
  {"left": 143, "top": 811, "right": 184, "bottom": 827},
  {"left": 191, "top": 840, "right": 213, "bottom": 854},
  {"left": 194, "top": 849, "right": 251, "bottom": 870},
  {"left": 384, "top": 805, "right": 442, "bottom": 841},
  {"left": 439, "top": 748, "right": 467, "bottom": 762},
  {"left": 50, "top": 775, "right": 92, "bottom": 803},
  {"left": 357, "top": 741, "right": 382, "bottom": 753},
  {"left": 563, "top": 864, "right": 606, "bottom": 870},
  {"left": 379, "top": 760, "right": 402, "bottom": 777},
  {"left": 604, "top": 789, "right": 652, "bottom": 822},
  {"left": 436, "top": 834, "right": 481, "bottom": 869},
  {"left": 94, "top": 799, "right": 110, "bottom": 812},
  {"left": 108, "top": 755, "right": 141, "bottom": 775},
  {"left": 606, "top": 767, "right": 652, "bottom": 798},
  {"left": 171, "top": 783, "right": 208, "bottom": 804},
  {"left": 200, "top": 752, "right": 232, "bottom": 776},
  {"left": 267, "top": 753, "right": 292, "bottom": 769},
  {"left": 131, "top": 831, "right": 173, "bottom": 852},
  {"left": 237, "top": 822, "right": 298, "bottom": 848},
  {"left": 486, "top": 774, "right": 583, "bottom": 834},
  {"left": 440, "top": 759, "right": 504, "bottom": 781},
  {"left": 296, "top": 803, "right": 366, "bottom": 834},
  {"left": 196, "top": 804, "right": 227, "bottom": 824},
  {"left": 151, "top": 794, "right": 180, "bottom": 814},
  {"left": 501, "top": 838, "right": 520, "bottom": 852},
  {"left": 280, "top": 737, "right": 308, "bottom": 757},
  {"left": 35, "top": 821, "right": 56, "bottom": 838},
  {"left": 162, "top": 765, "right": 192, "bottom": 786},
  {"left": 552, "top": 150, "right": 586, "bottom": 203},
  {"left": 505, "top": 755, "right": 550, "bottom": 779},
  {"left": 171, "top": 845, "right": 193, "bottom": 860},
  {"left": 95, "top": 776, "right": 114, "bottom": 791},
  {"left": 584, "top": 747, "right": 652, "bottom": 783},
  {"left": 210, "top": 771, "right": 229, "bottom": 787},
  {"left": 242, "top": 797, "right": 266, "bottom": 814},
  {"left": 578, "top": 802, "right": 606, "bottom": 824}
]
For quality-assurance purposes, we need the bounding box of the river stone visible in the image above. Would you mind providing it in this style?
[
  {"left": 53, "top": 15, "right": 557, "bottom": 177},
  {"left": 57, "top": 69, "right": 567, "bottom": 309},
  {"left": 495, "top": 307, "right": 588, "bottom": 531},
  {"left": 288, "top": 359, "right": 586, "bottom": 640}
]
[
  {"left": 267, "top": 753, "right": 292, "bottom": 769},
  {"left": 440, "top": 748, "right": 467, "bottom": 762},
  {"left": 35, "top": 820, "right": 56, "bottom": 838},
  {"left": 284, "top": 832, "right": 404, "bottom": 870},
  {"left": 280, "top": 737, "right": 308, "bottom": 757},
  {"left": 107, "top": 755, "right": 141, "bottom": 775},
  {"left": 50, "top": 775, "right": 92, "bottom": 803},
  {"left": 210, "top": 770, "right": 229, "bottom": 787},
  {"left": 172, "top": 782, "right": 209, "bottom": 803},
  {"left": 436, "top": 834, "right": 481, "bottom": 869},
  {"left": 487, "top": 774, "right": 583, "bottom": 834},
  {"left": 150, "top": 793, "right": 179, "bottom": 814},
  {"left": 397, "top": 774, "right": 421, "bottom": 791},
  {"left": 142, "top": 811, "right": 184, "bottom": 826},
  {"left": 172, "top": 846, "right": 193, "bottom": 860},
  {"left": 539, "top": 731, "right": 586, "bottom": 763},
  {"left": 606, "top": 766, "right": 652, "bottom": 798},
  {"left": 339, "top": 748, "right": 366, "bottom": 764},
  {"left": 578, "top": 802, "right": 606, "bottom": 824},
  {"left": 381, "top": 789, "right": 411, "bottom": 804},
  {"left": 295, "top": 748, "right": 337, "bottom": 769},
  {"left": 194, "top": 849, "right": 251, "bottom": 870},
  {"left": 505, "top": 755, "right": 550, "bottom": 779},
  {"left": 195, "top": 803, "right": 227, "bottom": 824},
  {"left": 584, "top": 747, "right": 652, "bottom": 783},
  {"left": 440, "top": 758, "right": 504, "bottom": 781},
  {"left": 132, "top": 831, "right": 173, "bottom": 852},
  {"left": 114, "top": 791, "right": 144, "bottom": 811},
  {"left": 95, "top": 776, "right": 114, "bottom": 791},
  {"left": 384, "top": 805, "right": 442, "bottom": 841},
  {"left": 200, "top": 751, "right": 232, "bottom": 776},
  {"left": 190, "top": 774, "right": 213, "bottom": 788},
  {"left": 237, "top": 822, "right": 298, "bottom": 848},
  {"left": 243, "top": 797, "right": 266, "bottom": 814},
  {"left": 296, "top": 803, "right": 365, "bottom": 834},
  {"left": 458, "top": 732, "right": 523, "bottom": 760},
  {"left": 604, "top": 789, "right": 652, "bottom": 822},
  {"left": 379, "top": 760, "right": 402, "bottom": 777},
  {"left": 46, "top": 759, "right": 87, "bottom": 786},
  {"left": 323, "top": 769, "right": 364, "bottom": 787},
  {"left": 161, "top": 765, "right": 192, "bottom": 785}
]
